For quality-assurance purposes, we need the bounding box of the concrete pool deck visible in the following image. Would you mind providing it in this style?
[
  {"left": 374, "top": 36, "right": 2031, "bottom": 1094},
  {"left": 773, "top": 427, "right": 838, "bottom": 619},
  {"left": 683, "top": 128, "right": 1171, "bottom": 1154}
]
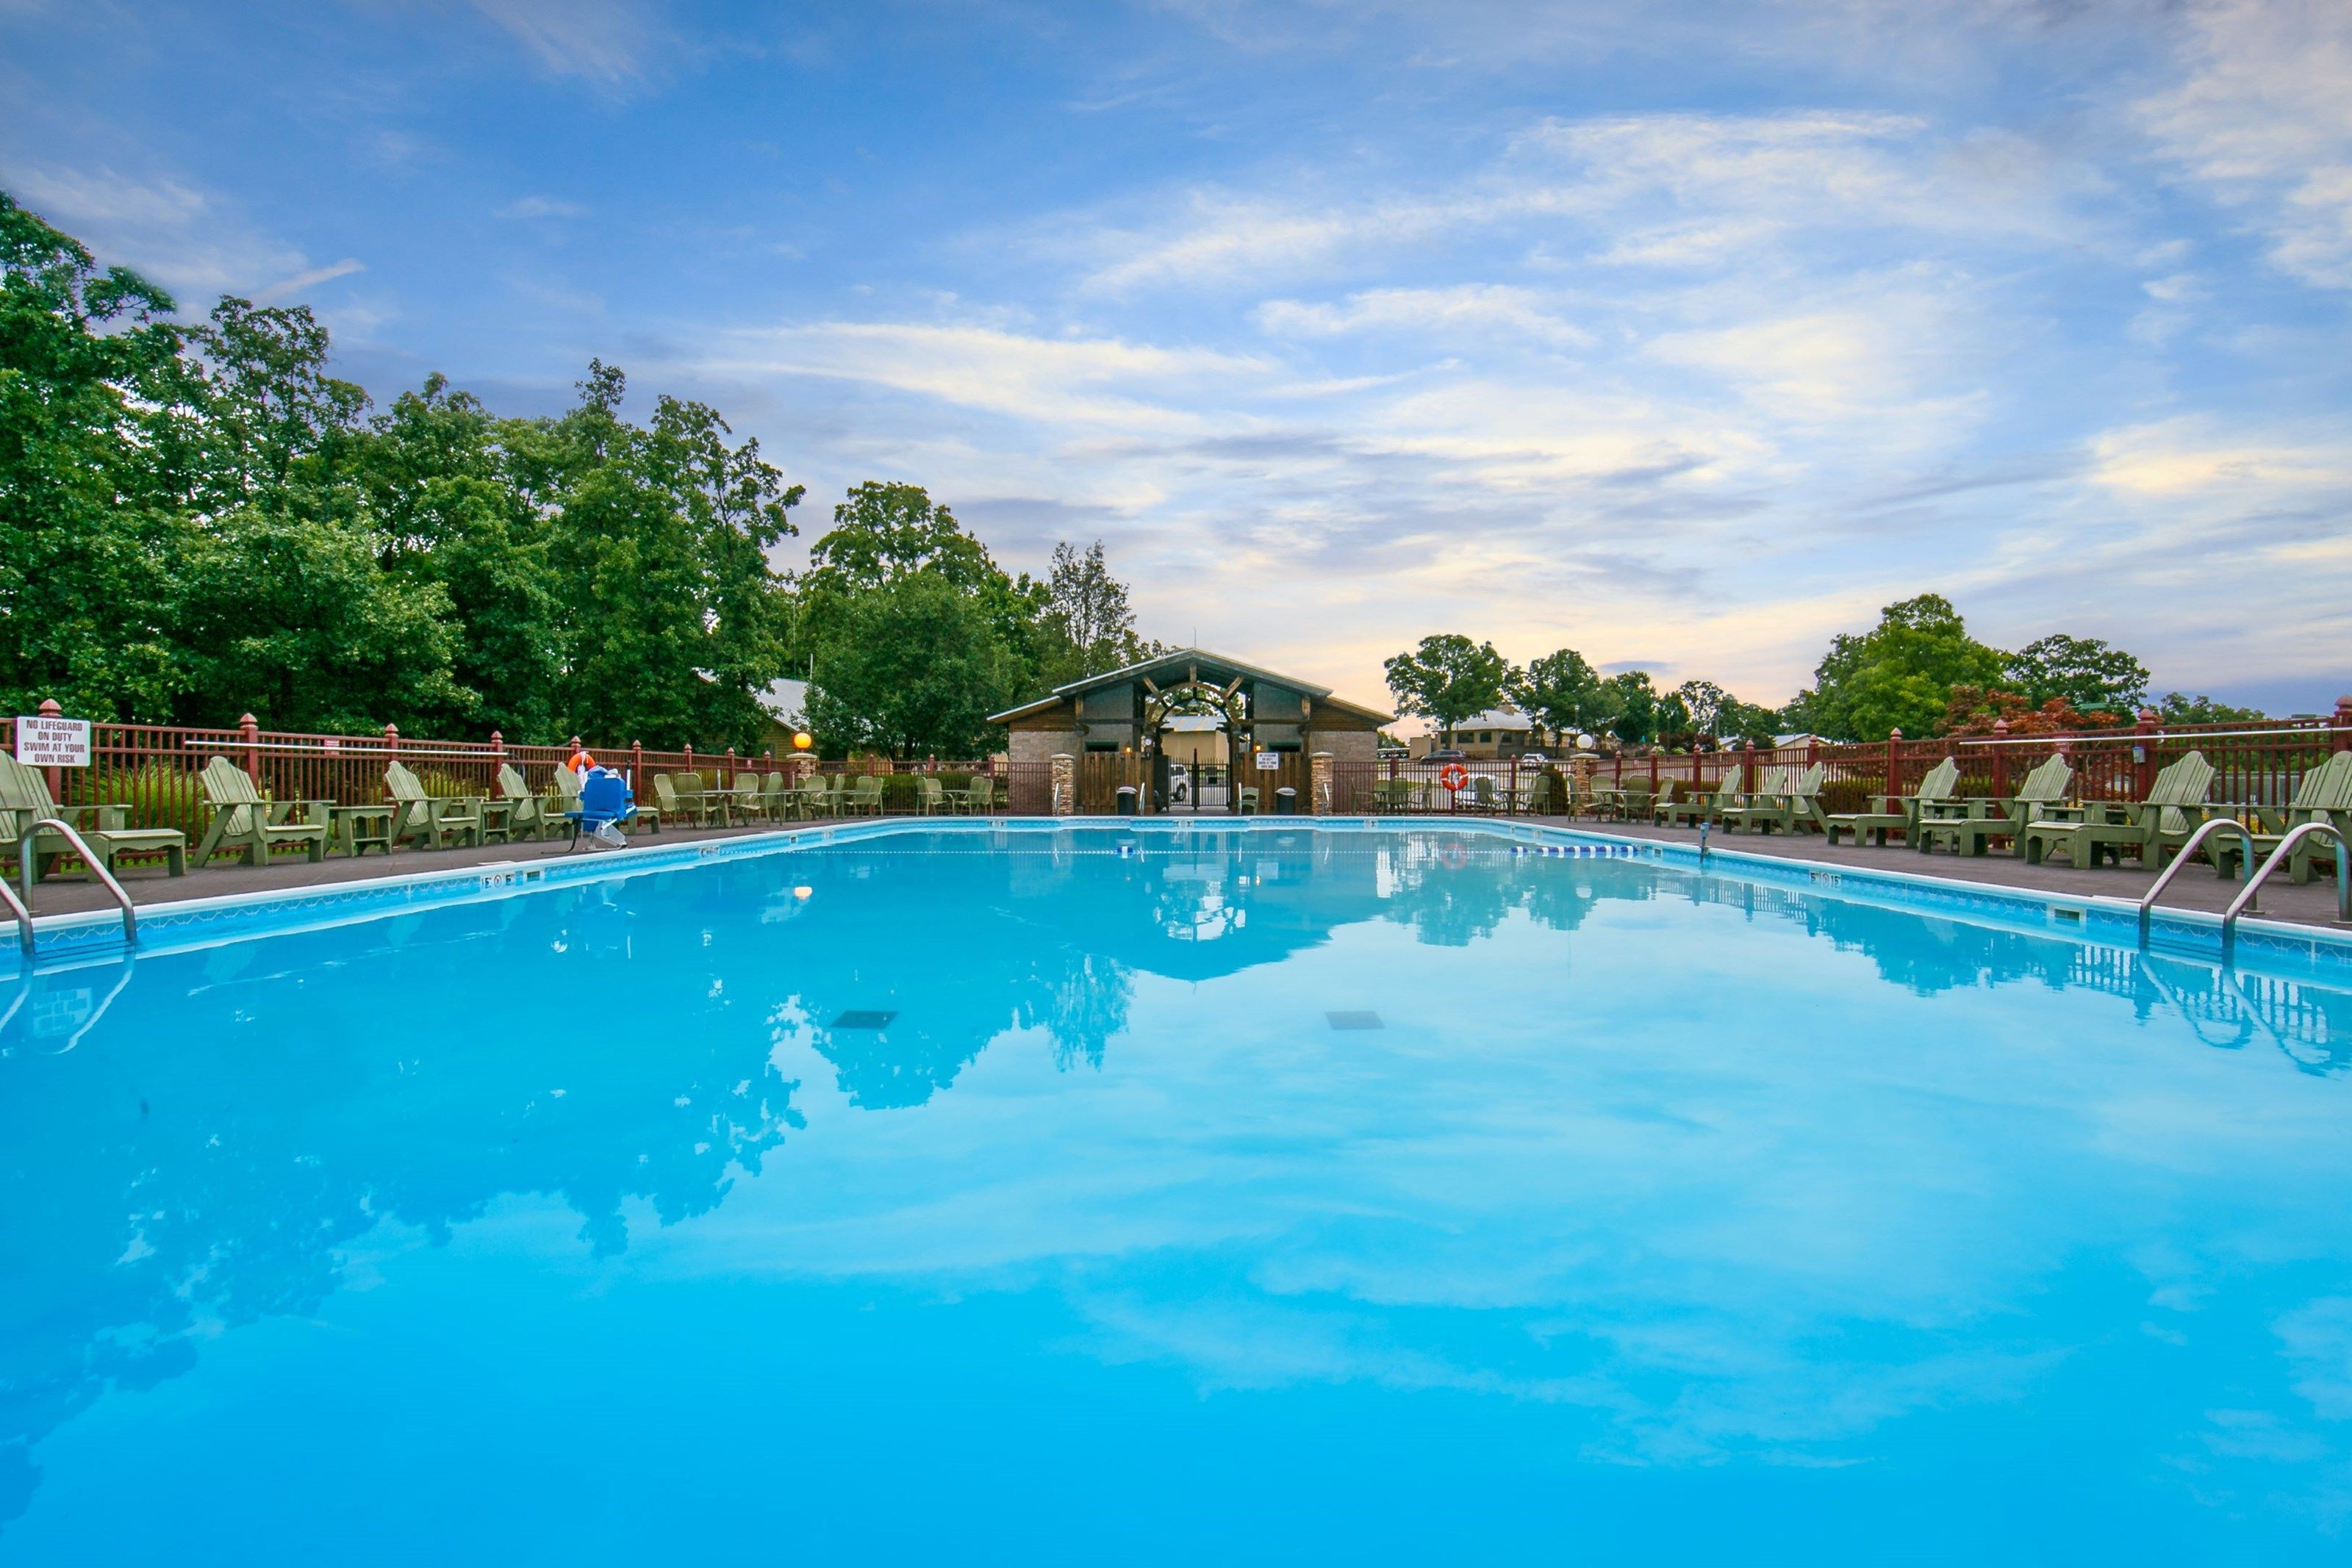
[{"left": 15, "top": 813, "right": 2351, "bottom": 933}]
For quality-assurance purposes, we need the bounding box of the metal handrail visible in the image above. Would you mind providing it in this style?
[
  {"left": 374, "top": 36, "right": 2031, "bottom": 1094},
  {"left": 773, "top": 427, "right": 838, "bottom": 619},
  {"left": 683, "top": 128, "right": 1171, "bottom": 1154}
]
[
  {"left": 2138, "top": 817, "right": 2259, "bottom": 949},
  {"left": 24, "top": 818, "right": 138, "bottom": 949},
  {"left": 0, "top": 875, "right": 30, "bottom": 959},
  {"left": 2223, "top": 821, "right": 2351, "bottom": 957}
]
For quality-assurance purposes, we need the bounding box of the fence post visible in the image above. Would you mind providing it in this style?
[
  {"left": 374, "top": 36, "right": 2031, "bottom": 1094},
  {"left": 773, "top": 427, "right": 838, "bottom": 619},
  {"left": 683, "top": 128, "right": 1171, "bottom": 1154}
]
[
  {"left": 725, "top": 745, "right": 736, "bottom": 787},
  {"left": 1990, "top": 719, "right": 2009, "bottom": 797},
  {"left": 384, "top": 723, "right": 399, "bottom": 766},
  {"left": 490, "top": 728, "right": 505, "bottom": 791},
  {"left": 240, "top": 711, "right": 261, "bottom": 785},
  {"left": 1885, "top": 728, "right": 1902, "bottom": 803},
  {"left": 626, "top": 738, "right": 639, "bottom": 783},
  {"left": 2334, "top": 696, "right": 2352, "bottom": 754},
  {"left": 1741, "top": 738, "right": 1757, "bottom": 796},
  {"left": 2135, "top": 708, "right": 2159, "bottom": 798},
  {"left": 1649, "top": 749, "right": 1660, "bottom": 794},
  {"left": 37, "top": 697, "right": 65, "bottom": 808},
  {"left": 684, "top": 741, "right": 695, "bottom": 784}
]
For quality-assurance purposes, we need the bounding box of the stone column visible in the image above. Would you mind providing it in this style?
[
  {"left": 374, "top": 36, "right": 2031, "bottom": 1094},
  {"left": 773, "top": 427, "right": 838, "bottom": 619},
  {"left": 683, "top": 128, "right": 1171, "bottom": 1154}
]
[
  {"left": 1569, "top": 752, "right": 1596, "bottom": 813},
  {"left": 788, "top": 752, "right": 815, "bottom": 786},
  {"left": 1310, "top": 751, "right": 1333, "bottom": 815},
  {"left": 1050, "top": 752, "right": 1076, "bottom": 816}
]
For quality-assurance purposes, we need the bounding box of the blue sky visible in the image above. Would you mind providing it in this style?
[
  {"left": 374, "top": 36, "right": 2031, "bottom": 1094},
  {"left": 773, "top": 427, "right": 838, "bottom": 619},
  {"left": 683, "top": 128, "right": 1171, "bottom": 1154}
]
[{"left": 4, "top": 1, "right": 2348, "bottom": 715}]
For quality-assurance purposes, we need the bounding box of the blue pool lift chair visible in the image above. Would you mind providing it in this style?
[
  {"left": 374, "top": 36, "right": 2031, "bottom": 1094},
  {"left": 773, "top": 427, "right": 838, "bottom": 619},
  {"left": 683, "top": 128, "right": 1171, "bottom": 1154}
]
[{"left": 566, "top": 768, "right": 639, "bottom": 850}]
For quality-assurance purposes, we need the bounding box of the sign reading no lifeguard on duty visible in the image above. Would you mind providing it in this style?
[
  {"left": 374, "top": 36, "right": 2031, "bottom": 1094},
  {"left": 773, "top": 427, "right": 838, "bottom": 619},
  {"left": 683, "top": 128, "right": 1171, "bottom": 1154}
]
[{"left": 14, "top": 715, "right": 92, "bottom": 767}]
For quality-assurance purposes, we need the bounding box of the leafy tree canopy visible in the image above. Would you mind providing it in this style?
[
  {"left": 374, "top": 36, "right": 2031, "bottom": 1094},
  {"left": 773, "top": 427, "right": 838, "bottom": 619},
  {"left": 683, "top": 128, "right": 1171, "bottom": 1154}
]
[
  {"left": 1786, "top": 594, "right": 2007, "bottom": 741},
  {"left": 1510, "top": 649, "right": 1607, "bottom": 742},
  {"left": 2156, "top": 691, "right": 2268, "bottom": 725},
  {"left": 1383, "top": 634, "right": 1510, "bottom": 743},
  {"left": 2004, "top": 633, "right": 2148, "bottom": 719}
]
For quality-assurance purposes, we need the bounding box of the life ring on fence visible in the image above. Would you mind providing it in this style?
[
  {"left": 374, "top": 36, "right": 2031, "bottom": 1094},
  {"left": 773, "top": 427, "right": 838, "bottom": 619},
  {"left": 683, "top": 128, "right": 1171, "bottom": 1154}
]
[{"left": 1438, "top": 763, "right": 1470, "bottom": 792}]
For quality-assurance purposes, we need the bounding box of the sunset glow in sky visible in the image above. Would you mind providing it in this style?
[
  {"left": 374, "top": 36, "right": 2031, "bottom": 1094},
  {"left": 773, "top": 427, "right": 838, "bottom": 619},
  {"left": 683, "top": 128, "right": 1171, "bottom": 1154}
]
[{"left": 5, "top": 0, "right": 2348, "bottom": 713}]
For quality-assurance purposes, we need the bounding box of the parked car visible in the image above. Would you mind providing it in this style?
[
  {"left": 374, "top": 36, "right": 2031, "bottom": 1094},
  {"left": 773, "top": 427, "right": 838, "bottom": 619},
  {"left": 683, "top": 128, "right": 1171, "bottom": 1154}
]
[{"left": 1423, "top": 749, "right": 1468, "bottom": 763}]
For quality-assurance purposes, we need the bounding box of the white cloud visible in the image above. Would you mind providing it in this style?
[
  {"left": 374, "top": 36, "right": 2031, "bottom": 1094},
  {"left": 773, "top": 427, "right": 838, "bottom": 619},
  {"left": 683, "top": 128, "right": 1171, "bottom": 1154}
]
[
  {"left": 2137, "top": 0, "right": 2352, "bottom": 288},
  {"left": 1257, "top": 284, "right": 1593, "bottom": 347},
  {"left": 1, "top": 163, "right": 316, "bottom": 298},
  {"left": 255, "top": 258, "right": 367, "bottom": 303},
  {"left": 496, "top": 195, "right": 589, "bottom": 220},
  {"left": 461, "top": 0, "right": 655, "bottom": 84}
]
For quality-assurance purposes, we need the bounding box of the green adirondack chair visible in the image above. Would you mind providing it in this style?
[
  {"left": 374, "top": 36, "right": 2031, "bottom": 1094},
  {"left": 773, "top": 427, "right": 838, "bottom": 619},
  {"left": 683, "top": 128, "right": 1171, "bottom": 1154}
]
[
  {"left": 2210, "top": 749, "right": 2352, "bottom": 882},
  {"left": 1658, "top": 772, "right": 1739, "bottom": 827},
  {"left": 1916, "top": 755, "right": 2074, "bottom": 858},
  {"left": 0, "top": 752, "right": 189, "bottom": 882},
  {"left": 1825, "top": 757, "right": 1960, "bottom": 848},
  {"left": 193, "top": 755, "right": 330, "bottom": 867},
  {"left": 2022, "top": 750, "right": 2217, "bottom": 871},
  {"left": 496, "top": 764, "right": 553, "bottom": 841},
  {"left": 1724, "top": 764, "right": 1826, "bottom": 835},
  {"left": 385, "top": 760, "right": 484, "bottom": 849}
]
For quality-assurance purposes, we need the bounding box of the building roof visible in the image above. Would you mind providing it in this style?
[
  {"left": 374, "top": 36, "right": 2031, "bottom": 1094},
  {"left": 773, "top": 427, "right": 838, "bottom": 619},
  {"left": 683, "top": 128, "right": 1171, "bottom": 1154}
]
[
  {"left": 1455, "top": 708, "right": 1536, "bottom": 731},
  {"left": 986, "top": 646, "right": 1393, "bottom": 727}
]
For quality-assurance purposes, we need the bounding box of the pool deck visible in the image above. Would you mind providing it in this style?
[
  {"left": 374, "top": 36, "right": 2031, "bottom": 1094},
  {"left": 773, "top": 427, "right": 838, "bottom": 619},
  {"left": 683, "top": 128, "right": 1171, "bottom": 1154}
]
[{"left": 17, "top": 813, "right": 2351, "bottom": 932}]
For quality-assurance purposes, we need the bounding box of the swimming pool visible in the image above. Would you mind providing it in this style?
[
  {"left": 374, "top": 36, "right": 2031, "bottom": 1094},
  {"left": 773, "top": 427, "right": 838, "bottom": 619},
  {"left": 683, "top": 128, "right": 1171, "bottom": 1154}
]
[{"left": 7, "top": 822, "right": 2352, "bottom": 1562}]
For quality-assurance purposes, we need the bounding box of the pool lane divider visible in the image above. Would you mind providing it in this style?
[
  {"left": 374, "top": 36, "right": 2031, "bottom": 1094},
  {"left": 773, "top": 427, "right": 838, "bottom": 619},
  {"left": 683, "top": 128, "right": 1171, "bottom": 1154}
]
[{"left": 3, "top": 815, "right": 2345, "bottom": 982}]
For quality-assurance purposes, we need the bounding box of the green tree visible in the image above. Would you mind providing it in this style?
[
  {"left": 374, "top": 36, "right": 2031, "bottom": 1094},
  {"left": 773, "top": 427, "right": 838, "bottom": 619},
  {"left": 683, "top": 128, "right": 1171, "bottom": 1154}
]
[
  {"left": 1787, "top": 594, "right": 2007, "bottom": 740},
  {"left": 1036, "top": 539, "right": 1157, "bottom": 687},
  {"left": 1510, "top": 649, "right": 1606, "bottom": 747},
  {"left": 1383, "top": 635, "right": 1511, "bottom": 746},
  {"left": 2156, "top": 691, "right": 2267, "bottom": 725},
  {"left": 0, "top": 191, "right": 193, "bottom": 719},
  {"left": 1602, "top": 669, "right": 1659, "bottom": 745},
  {"left": 805, "top": 572, "right": 1017, "bottom": 757},
  {"left": 2005, "top": 634, "right": 2148, "bottom": 719}
]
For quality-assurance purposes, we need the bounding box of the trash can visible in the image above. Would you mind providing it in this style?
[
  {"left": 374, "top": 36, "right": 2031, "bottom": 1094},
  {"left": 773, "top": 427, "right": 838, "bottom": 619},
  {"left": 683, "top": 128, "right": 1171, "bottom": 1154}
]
[
  {"left": 1115, "top": 785, "right": 1138, "bottom": 816},
  {"left": 1275, "top": 785, "right": 1298, "bottom": 815}
]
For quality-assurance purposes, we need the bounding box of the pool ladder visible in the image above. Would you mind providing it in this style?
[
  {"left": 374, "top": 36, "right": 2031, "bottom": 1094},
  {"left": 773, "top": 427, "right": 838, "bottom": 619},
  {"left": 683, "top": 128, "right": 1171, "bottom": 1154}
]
[
  {"left": 7, "top": 817, "right": 139, "bottom": 962},
  {"left": 2137, "top": 817, "right": 2350, "bottom": 958}
]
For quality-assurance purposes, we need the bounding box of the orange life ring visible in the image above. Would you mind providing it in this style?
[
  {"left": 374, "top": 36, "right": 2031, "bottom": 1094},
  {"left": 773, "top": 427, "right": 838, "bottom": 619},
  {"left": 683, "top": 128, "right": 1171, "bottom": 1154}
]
[{"left": 1438, "top": 763, "right": 1469, "bottom": 792}]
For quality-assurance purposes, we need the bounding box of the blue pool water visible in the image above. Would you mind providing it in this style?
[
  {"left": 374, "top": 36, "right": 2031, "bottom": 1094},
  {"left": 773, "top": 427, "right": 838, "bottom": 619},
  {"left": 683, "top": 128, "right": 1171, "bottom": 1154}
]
[{"left": 7, "top": 825, "right": 2352, "bottom": 1563}]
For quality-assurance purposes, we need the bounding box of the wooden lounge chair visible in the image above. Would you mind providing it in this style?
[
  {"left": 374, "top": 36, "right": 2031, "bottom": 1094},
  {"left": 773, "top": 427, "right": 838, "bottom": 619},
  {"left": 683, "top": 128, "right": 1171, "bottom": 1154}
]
[
  {"left": 0, "top": 752, "right": 190, "bottom": 882},
  {"left": 2211, "top": 749, "right": 2352, "bottom": 883},
  {"left": 1825, "top": 757, "right": 1960, "bottom": 848},
  {"left": 1658, "top": 774, "right": 1738, "bottom": 827},
  {"left": 1724, "top": 764, "right": 1827, "bottom": 835},
  {"left": 1915, "top": 755, "right": 2073, "bottom": 859},
  {"left": 496, "top": 764, "right": 555, "bottom": 841},
  {"left": 385, "top": 759, "right": 484, "bottom": 849},
  {"left": 193, "top": 755, "right": 330, "bottom": 868},
  {"left": 2022, "top": 750, "right": 2217, "bottom": 871}
]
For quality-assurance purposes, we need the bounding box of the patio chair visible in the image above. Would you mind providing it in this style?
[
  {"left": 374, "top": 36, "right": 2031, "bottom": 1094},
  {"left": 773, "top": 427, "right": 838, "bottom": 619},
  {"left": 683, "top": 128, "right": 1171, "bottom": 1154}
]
[
  {"left": 2021, "top": 751, "right": 2217, "bottom": 871},
  {"left": 1915, "top": 755, "right": 2073, "bottom": 859},
  {"left": 2209, "top": 749, "right": 2352, "bottom": 882},
  {"left": 1824, "top": 757, "right": 1960, "bottom": 848},
  {"left": 730, "top": 774, "right": 767, "bottom": 824},
  {"left": 497, "top": 763, "right": 555, "bottom": 842},
  {"left": 193, "top": 755, "right": 330, "bottom": 868},
  {"left": 1659, "top": 773, "right": 1740, "bottom": 828},
  {"left": 1468, "top": 775, "right": 1502, "bottom": 814},
  {"left": 1724, "top": 764, "right": 1827, "bottom": 835},
  {"left": 762, "top": 771, "right": 791, "bottom": 821},
  {"left": 914, "top": 776, "right": 948, "bottom": 815},
  {"left": 841, "top": 775, "right": 886, "bottom": 816},
  {"left": 793, "top": 774, "right": 834, "bottom": 819},
  {"left": 0, "top": 752, "right": 190, "bottom": 882},
  {"left": 385, "top": 760, "right": 484, "bottom": 849},
  {"left": 1238, "top": 785, "right": 1262, "bottom": 815}
]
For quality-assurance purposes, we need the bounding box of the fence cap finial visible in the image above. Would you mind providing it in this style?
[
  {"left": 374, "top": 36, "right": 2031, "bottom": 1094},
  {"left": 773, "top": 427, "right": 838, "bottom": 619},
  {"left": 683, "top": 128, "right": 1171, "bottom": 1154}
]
[
  {"left": 1992, "top": 718, "right": 2008, "bottom": 736},
  {"left": 239, "top": 712, "right": 257, "bottom": 728},
  {"left": 1889, "top": 727, "right": 1902, "bottom": 740},
  {"left": 384, "top": 722, "right": 398, "bottom": 737},
  {"left": 490, "top": 729, "right": 503, "bottom": 745},
  {"left": 37, "top": 697, "right": 60, "bottom": 718}
]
